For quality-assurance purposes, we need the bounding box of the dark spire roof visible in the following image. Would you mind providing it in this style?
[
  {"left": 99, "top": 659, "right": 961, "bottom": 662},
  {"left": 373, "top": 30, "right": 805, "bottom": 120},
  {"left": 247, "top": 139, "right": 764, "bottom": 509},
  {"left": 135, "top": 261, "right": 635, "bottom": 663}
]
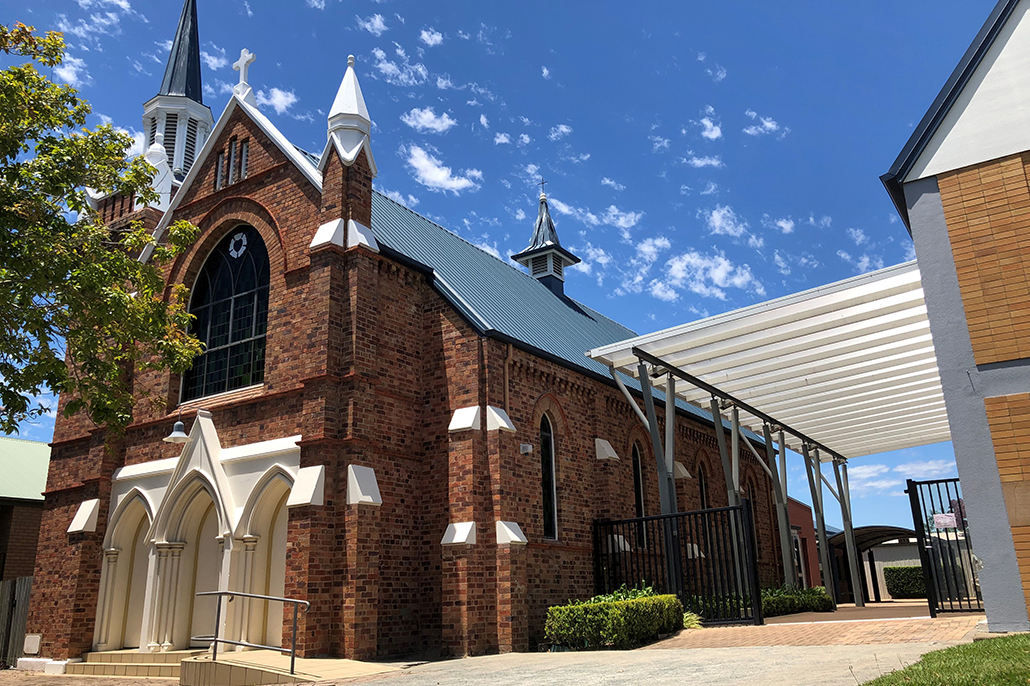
[
  {"left": 512, "top": 194, "right": 580, "bottom": 264},
  {"left": 158, "top": 0, "right": 203, "bottom": 103}
]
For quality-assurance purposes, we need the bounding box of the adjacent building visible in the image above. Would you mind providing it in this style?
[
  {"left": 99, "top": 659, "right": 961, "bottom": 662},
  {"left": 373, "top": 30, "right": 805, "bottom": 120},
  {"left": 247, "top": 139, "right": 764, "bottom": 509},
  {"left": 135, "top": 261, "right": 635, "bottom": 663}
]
[{"left": 0, "top": 438, "right": 50, "bottom": 581}]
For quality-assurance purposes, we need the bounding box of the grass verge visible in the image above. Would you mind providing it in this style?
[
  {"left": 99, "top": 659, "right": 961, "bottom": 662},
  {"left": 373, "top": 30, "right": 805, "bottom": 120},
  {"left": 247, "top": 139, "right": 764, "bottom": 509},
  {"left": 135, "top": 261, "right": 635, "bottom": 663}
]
[{"left": 863, "top": 634, "right": 1030, "bottom": 685}]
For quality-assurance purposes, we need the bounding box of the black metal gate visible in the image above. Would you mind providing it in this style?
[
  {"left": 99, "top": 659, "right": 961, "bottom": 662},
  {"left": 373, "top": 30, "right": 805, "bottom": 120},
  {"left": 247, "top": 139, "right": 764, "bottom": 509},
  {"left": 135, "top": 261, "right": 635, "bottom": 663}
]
[
  {"left": 0, "top": 577, "right": 32, "bottom": 668},
  {"left": 593, "top": 501, "right": 764, "bottom": 626},
  {"left": 906, "top": 478, "right": 983, "bottom": 617}
]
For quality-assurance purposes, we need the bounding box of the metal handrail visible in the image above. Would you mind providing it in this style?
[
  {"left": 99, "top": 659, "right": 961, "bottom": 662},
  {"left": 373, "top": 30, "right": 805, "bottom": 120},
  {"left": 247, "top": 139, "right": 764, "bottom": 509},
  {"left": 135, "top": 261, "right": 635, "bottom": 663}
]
[{"left": 192, "top": 590, "right": 310, "bottom": 675}]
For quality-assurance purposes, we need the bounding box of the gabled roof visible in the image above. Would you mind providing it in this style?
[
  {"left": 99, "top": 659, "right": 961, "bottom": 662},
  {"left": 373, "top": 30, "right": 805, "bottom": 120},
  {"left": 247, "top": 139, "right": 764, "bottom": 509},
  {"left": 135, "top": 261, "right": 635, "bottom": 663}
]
[
  {"left": 158, "top": 0, "right": 203, "bottom": 103},
  {"left": 0, "top": 437, "right": 50, "bottom": 502},
  {"left": 881, "top": 0, "right": 1020, "bottom": 230}
]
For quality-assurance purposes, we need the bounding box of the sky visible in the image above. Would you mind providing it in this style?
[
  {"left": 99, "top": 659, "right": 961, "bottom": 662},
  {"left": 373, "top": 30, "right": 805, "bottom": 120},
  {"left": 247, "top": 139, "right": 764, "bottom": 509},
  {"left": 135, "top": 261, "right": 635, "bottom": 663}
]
[{"left": 3, "top": 0, "right": 1002, "bottom": 529}]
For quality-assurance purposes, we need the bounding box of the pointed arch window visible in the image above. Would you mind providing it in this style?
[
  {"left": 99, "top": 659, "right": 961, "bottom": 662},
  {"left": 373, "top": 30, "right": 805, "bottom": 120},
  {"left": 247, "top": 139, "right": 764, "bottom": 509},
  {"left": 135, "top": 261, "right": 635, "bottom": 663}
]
[
  {"left": 698, "top": 462, "right": 710, "bottom": 510},
  {"left": 632, "top": 443, "right": 646, "bottom": 547},
  {"left": 182, "top": 225, "right": 269, "bottom": 401},
  {"left": 540, "top": 415, "right": 557, "bottom": 540}
]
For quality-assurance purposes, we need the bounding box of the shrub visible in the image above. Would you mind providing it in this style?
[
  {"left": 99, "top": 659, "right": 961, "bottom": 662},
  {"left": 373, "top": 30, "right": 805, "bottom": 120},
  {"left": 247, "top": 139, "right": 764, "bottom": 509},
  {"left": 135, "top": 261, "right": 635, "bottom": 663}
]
[
  {"left": 761, "top": 585, "right": 835, "bottom": 617},
  {"left": 545, "top": 594, "right": 685, "bottom": 649},
  {"left": 574, "top": 584, "right": 656, "bottom": 604},
  {"left": 884, "top": 566, "right": 926, "bottom": 599},
  {"left": 682, "top": 612, "right": 702, "bottom": 630}
]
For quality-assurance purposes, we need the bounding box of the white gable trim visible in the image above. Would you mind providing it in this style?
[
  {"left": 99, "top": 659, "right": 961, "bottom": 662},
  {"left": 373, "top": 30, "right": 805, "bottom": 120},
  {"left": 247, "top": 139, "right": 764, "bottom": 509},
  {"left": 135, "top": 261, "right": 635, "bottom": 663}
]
[
  {"left": 316, "top": 133, "right": 379, "bottom": 178},
  {"left": 141, "top": 94, "right": 323, "bottom": 263},
  {"left": 907, "top": 0, "right": 1030, "bottom": 181}
]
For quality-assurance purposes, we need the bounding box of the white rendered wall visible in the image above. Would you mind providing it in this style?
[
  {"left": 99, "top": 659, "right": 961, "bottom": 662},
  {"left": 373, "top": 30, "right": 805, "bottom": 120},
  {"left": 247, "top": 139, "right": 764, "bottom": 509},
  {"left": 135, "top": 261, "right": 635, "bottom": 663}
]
[
  {"left": 907, "top": 0, "right": 1030, "bottom": 181},
  {"left": 123, "top": 522, "right": 150, "bottom": 648}
]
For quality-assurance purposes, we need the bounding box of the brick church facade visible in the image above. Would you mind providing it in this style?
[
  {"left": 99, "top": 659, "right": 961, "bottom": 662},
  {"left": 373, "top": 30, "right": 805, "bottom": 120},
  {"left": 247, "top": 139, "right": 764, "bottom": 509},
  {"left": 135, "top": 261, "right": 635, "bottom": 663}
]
[{"left": 27, "top": 0, "right": 783, "bottom": 662}]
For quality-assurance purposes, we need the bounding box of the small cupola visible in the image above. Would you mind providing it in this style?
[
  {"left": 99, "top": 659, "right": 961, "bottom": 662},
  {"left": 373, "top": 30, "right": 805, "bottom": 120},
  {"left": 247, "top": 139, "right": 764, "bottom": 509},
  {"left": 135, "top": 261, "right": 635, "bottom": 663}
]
[{"left": 512, "top": 191, "right": 581, "bottom": 296}]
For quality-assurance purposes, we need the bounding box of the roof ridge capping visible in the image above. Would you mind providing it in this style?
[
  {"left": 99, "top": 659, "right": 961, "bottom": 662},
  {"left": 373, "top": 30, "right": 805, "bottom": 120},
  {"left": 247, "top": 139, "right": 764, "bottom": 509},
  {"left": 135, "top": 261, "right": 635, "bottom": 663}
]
[{"left": 881, "top": 0, "right": 1020, "bottom": 230}]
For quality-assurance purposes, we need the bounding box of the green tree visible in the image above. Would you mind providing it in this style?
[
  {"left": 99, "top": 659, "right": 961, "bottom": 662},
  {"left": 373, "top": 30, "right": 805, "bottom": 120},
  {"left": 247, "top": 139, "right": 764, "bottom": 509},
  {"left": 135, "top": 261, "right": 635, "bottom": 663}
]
[{"left": 0, "top": 23, "right": 202, "bottom": 434}]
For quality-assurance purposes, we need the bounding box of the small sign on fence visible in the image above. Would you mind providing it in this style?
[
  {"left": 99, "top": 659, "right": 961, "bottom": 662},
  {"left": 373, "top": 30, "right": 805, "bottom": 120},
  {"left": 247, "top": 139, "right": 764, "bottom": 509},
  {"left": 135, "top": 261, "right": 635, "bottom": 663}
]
[{"left": 933, "top": 513, "right": 958, "bottom": 529}]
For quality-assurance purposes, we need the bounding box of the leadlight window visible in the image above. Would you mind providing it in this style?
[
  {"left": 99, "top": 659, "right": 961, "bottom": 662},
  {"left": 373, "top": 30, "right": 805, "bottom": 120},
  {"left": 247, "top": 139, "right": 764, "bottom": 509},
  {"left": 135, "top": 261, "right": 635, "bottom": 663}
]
[
  {"left": 698, "top": 463, "right": 710, "bottom": 509},
  {"left": 541, "top": 415, "right": 557, "bottom": 540},
  {"left": 215, "top": 151, "right": 225, "bottom": 190},
  {"left": 632, "top": 443, "right": 646, "bottom": 547},
  {"left": 182, "top": 225, "right": 269, "bottom": 401},
  {"left": 240, "top": 140, "right": 249, "bottom": 179},
  {"left": 228, "top": 139, "right": 238, "bottom": 184}
]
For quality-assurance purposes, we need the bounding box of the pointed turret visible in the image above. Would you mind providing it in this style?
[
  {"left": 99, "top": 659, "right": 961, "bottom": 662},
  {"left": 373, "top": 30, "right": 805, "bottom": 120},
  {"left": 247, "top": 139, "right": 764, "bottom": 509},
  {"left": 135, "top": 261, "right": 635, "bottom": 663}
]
[
  {"left": 142, "top": 0, "right": 213, "bottom": 180},
  {"left": 319, "top": 55, "right": 378, "bottom": 177},
  {"left": 512, "top": 192, "right": 581, "bottom": 296},
  {"left": 158, "top": 0, "right": 203, "bottom": 103}
]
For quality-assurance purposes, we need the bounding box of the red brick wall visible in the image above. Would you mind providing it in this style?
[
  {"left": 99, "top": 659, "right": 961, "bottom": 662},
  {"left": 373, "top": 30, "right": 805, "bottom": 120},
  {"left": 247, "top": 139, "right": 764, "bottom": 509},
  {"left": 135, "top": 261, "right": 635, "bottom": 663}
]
[
  {"left": 29, "top": 105, "right": 784, "bottom": 660},
  {"left": 0, "top": 502, "right": 43, "bottom": 580}
]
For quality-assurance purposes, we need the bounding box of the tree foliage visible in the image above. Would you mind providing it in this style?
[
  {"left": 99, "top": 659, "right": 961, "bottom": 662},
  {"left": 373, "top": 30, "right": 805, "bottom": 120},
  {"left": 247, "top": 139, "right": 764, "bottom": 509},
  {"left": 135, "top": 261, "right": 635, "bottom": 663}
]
[{"left": 0, "top": 23, "right": 201, "bottom": 434}]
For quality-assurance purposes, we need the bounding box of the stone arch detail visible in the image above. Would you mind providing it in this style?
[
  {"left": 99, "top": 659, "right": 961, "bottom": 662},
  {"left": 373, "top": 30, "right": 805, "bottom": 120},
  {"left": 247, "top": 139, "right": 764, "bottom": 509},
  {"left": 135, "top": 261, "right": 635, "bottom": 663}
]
[
  {"left": 234, "top": 464, "right": 295, "bottom": 539},
  {"left": 104, "top": 488, "right": 155, "bottom": 549},
  {"left": 150, "top": 469, "right": 230, "bottom": 545}
]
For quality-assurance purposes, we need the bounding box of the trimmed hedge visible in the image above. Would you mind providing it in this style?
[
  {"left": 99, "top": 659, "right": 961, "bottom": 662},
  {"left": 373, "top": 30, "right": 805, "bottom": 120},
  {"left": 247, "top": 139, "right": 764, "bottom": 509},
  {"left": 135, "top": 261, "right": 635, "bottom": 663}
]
[
  {"left": 884, "top": 566, "right": 926, "bottom": 599},
  {"left": 545, "top": 594, "right": 685, "bottom": 649},
  {"left": 761, "top": 586, "right": 835, "bottom": 617}
]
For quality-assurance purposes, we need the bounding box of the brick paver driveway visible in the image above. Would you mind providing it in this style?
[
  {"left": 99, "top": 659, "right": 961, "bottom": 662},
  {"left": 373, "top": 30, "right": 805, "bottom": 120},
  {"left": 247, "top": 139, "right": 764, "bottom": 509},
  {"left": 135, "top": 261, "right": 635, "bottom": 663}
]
[{"left": 648, "top": 612, "right": 983, "bottom": 649}]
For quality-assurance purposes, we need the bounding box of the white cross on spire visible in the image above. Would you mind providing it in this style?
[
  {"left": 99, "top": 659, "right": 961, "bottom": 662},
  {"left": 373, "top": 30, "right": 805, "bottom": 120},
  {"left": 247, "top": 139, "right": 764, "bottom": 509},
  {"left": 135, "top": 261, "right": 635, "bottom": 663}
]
[{"left": 233, "top": 48, "right": 256, "bottom": 87}]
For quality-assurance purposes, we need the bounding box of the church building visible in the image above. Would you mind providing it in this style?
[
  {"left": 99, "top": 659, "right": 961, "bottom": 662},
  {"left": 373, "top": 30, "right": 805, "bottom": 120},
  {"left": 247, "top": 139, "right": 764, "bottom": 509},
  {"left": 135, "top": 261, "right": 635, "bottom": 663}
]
[{"left": 26, "top": 0, "right": 783, "bottom": 663}]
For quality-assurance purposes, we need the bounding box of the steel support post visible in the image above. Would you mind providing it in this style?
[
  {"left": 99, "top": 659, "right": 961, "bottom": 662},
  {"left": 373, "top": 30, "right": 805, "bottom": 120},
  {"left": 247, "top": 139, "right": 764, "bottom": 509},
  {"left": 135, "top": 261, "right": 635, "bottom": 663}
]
[
  {"left": 803, "top": 445, "right": 835, "bottom": 607},
  {"left": 637, "top": 362, "right": 681, "bottom": 596},
  {"left": 710, "top": 398, "right": 738, "bottom": 506},
  {"left": 665, "top": 373, "right": 680, "bottom": 506},
  {"left": 765, "top": 424, "right": 796, "bottom": 587},
  {"left": 835, "top": 460, "right": 864, "bottom": 606},
  {"left": 730, "top": 406, "right": 741, "bottom": 497}
]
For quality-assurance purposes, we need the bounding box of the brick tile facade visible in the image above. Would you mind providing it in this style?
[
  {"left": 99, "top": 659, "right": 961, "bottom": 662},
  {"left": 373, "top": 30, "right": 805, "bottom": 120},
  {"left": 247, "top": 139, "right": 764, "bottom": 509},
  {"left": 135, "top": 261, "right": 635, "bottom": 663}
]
[
  {"left": 27, "top": 103, "right": 783, "bottom": 661},
  {"left": 0, "top": 502, "right": 44, "bottom": 580}
]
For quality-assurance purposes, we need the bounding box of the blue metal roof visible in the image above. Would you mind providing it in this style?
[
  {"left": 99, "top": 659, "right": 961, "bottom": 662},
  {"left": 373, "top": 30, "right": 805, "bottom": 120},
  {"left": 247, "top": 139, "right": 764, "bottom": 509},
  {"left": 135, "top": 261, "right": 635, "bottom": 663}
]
[{"left": 368, "top": 190, "right": 728, "bottom": 429}]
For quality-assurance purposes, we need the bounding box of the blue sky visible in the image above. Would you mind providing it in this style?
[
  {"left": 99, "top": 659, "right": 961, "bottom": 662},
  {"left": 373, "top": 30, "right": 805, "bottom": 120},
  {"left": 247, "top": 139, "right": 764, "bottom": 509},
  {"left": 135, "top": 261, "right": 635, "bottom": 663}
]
[{"left": 5, "top": 0, "right": 999, "bottom": 528}]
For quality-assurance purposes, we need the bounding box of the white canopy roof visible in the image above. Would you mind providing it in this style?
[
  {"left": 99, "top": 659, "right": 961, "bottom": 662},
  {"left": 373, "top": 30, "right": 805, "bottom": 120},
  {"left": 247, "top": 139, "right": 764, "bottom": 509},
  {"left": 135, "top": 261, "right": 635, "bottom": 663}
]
[{"left": 588, "top": 261, "right": 950, "bottom": 460}]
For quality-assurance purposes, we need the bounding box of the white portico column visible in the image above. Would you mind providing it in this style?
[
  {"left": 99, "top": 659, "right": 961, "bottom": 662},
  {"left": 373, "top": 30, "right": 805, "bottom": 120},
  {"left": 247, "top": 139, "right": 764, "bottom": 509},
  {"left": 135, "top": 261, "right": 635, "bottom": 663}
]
[
  {"left": 95, "top": 549, "right": 121, "bottom": 649},
  {"left": 159, "top": 543, "right": 185, "bottom": 651},
  {"left": 147, "top": 545, "right": 169, "bottom": 652},
  {"left": 239, "top": 536, "right": 259, "bottom": 648}
]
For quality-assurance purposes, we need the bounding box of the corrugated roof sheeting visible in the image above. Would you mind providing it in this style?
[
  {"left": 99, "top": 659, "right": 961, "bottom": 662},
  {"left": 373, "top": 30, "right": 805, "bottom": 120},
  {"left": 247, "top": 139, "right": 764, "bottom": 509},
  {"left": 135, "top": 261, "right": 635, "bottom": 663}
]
[
  {"left": 0, "top": 437, "right": 50, "bottom": 501},
  {"left": 588, "top": 261, "right": 950, "bottom": 459}
]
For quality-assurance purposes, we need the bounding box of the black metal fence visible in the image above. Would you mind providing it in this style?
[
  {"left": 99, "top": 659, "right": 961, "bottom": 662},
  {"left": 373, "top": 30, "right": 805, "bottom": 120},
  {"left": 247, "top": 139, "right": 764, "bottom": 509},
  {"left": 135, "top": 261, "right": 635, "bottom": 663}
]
[
  {"left": 593, "top": 500, "right": 764, "bottom": 626},
  {"left": 0, "top": 577, "right": 32, "bottom": 669},
  {"left": 906, "top": 478, "right": 983, "bottom": 616}
]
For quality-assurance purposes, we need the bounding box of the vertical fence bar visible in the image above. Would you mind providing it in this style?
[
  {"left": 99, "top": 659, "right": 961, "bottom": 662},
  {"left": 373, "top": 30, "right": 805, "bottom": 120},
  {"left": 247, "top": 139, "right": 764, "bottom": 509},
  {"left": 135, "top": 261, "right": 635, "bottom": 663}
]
[
  {"left": 291, "top": 602, "right": 298, "bottom": 675},
  {"left": 742, "top": 500, "right": 764, "bottom": 625},
  {"left": 906, "top": 479, "right": 938, "bottom": 618},
  {"left": 212, "top": 594, "right": 222, "bottom": 663}
]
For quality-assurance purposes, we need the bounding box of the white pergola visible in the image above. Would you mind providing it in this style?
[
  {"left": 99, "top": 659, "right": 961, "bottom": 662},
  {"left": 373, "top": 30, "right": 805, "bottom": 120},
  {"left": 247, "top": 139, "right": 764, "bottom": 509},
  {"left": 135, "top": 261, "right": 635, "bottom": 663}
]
[{"left": 588, "top": 260, "right": 947, "bottom": 608}]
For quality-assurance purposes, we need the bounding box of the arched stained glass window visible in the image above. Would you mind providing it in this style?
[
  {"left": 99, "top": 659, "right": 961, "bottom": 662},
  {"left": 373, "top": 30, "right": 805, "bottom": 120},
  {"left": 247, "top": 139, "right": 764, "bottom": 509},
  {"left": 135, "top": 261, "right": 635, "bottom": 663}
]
[
  {"left": 698, "top": 462, "right": 710, "bottom": 510},
  {"left": 541, "top": 415, "right": 557, "bottom": 540},
  {"left": 182, "top": 225, "right": 269, "bottom": 401}
]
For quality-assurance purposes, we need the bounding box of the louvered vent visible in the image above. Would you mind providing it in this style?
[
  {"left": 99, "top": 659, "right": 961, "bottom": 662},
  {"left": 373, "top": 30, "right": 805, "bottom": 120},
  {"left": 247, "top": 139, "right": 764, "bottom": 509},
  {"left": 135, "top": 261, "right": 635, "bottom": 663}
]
[
  {"left": 531, "top": 255, "right": 548, "bottom": 276},
  {"left": 553, "top": 259, "right": 563, "bottom": 279},
  {"left": 240, "top": 141, "right": 249, "bottom": 179},
  {"left": 184, "top": 118, "right": 198, "bottom": 171},
  {"left": 163, "top": 113, "right": 178, "bottom": 167},
  {"left": 148, "top": 117, "right": 157, "bottom": 146}
]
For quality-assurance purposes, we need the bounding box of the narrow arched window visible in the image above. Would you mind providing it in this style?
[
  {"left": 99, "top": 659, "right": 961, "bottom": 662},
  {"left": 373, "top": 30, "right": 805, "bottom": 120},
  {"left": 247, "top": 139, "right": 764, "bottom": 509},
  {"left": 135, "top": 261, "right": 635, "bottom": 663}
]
[
  {"left": 632, "top": 444, "right": 645, "bottom": 519},
  {"left": 698, "top": 462, "right": 710, "bottom": 510},
  {"left": 182, "top": 225, "right": 270, "bottom": 401},
  {"left": 540, "top": 415, "right": 557, "bottom": 540}
]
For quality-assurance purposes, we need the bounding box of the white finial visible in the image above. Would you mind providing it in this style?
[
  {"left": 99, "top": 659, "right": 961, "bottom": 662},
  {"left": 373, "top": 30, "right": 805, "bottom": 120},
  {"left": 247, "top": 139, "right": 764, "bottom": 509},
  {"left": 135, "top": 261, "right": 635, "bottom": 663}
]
[
  {"left": 233, "top": 48, "right": 256, "bottom": 87},
  {"left": 348, "top": 54, "right": 355, "bottom": 67}
]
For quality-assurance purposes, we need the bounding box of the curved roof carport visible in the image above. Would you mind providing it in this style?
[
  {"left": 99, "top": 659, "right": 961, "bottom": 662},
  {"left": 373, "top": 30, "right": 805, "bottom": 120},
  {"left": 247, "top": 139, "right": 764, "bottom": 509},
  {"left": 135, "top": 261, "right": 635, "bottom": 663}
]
[{"left": 587, "top": 260, "right": 946, "bottom": 609}]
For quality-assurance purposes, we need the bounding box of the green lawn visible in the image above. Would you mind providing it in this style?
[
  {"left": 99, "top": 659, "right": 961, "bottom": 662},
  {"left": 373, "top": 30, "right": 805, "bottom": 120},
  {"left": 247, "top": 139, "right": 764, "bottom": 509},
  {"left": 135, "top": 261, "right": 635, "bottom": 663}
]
[{"left": 864, "top": 634, "right": 1030, "bottom": 685}]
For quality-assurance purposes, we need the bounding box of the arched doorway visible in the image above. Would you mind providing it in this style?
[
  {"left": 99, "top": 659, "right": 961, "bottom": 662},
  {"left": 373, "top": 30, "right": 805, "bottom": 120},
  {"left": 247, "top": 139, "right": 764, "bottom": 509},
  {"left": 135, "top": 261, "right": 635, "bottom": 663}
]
[{"left": 96, "top": 495, "right": 152, "bottom": 650}]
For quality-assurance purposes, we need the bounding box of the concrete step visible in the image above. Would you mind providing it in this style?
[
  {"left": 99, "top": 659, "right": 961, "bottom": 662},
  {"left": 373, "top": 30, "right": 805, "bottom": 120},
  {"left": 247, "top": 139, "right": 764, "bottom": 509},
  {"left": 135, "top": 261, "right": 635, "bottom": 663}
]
[
  {"left": 67, "top": 662, "right": 179, "bottom": 678},
  {"left": 84, "top": 649, "right": 205, "bottom": 664}
]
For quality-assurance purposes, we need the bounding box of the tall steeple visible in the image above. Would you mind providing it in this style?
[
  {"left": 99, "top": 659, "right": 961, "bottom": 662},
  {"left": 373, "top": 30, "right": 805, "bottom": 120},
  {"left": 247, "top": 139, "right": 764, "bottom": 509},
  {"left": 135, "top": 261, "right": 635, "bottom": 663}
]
[
  {"left": 320, "top": 55, "right": 377, "bottom": 177},
  {"left": 158, "top": 0, "right": 203, "bottom": 103},
  {"left": 142, "top": 0, "right": 212, "bottom": 180},
  {"left": 512, "top": 190, "right": 581, "bottom": 296}
]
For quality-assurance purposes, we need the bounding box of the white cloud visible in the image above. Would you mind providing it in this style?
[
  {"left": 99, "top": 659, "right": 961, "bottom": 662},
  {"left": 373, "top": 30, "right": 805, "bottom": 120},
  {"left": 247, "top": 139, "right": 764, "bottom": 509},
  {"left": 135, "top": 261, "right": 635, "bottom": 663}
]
[
  {"left": 436, "top": 75, "right": 454, "bottom": 89},
  {"left": 400, "top": 107, "right": 457, "bottom": 133},
  {"left": 837, "top": 250, "right": 885, "bottom": 274},
  {"left": 774, "top": 250, "right": 791, "bottom": 275},
  {"left": 570, "top": 242, "right": 612, "bottom": 278},
  {"left": 542, "top": 66, "right": 551, "bottom": 79},
  {"left": 57, "top": 2, "right": 140, "bottom": 46},
  {"left": 893, "top": 460, "right": 956, "bottom": 479},
  {"left": 479, "top": 114, "right": 489, "bottom": 129},
  {"left": 706, "top": 205, "right": 748, "bottom": 238},
  {"left": 601, "top": 177, "right": 625, "bottom": 191},
  {"left": 475, "top": 240, "right": 502, "bottom": 259},
  {"left": 514, "top": 208, "right": 526, "bottom": 221},
  {"left": 649, "top": 280, "right": 679, "bottom": 302},
  {"left": 54, "top": 54, "right": 91, "bottom": 87},
  {"left": 548, "top": 124, "right": 573, "bottom": 141},
  {"left": 603, "top": 206, "right": 643, "bottom": 233},
  {"left": 256, "top": 87, "right": 298, "bottom": 114},
  {"left": 699, "top": 117, "right": 722, "bottom": 140},
  {"left": 494, "top": 132, "right": 511, "bottom": 145},
  {"left": 762, "top": 215, "right": 795, "bottom": 234},
  {"left": 707, "top": 65, "right": 727, "bottom": 82},
  {"left": 656, "top": 249, "right": 764, "bottom": 301},
  {"left": 356, "top": 14, "right": 388, "bottom": 36},
  {"left": 635, "top": 236, "right": 671, "bottom": 265},
  {"left": 200, "top": 44, "right": 227, "bottom": 70},
  {"left": 683, "top": 155, "right": 724, "bottom": 168},
  {"left": 903, "top": 239, "right": 917, "bottom": 261},
  {"left": 405, "top": 145, "right": 482, "bottom": 194},
  {"left": 743, "top": 109, "right": 790, "bottom": 138},
  {"left": 549, "top": 198, "right": 600, "bottom": 227},
  {"left": 243, "top": 2, "right": 252, "bottom": 17},
  {"left": 517, "top": 133, "right": 531, "bottom": 146},
  {"left": 847, "top": 227, "right": 868, "bottom": 246},
  {"left": 419, "top": 27, "right": 443, "bottom": 46},
  {"left": 371, "top": 47, "right": 427, "bottom": 86},
  {"left": 380, "top": 188, "right": 420, "bottom": 207},
  {"left": 306, "top": 0, "right": 325, "bottom": 8},
  {"left": 549, "top": 198, "right": 643, "bottom": 240},
  {"left": 458, "top": 30, "right": 471, "bottom": 40},
  {"left": 649, "top": 135, "right": 670, "bottom": 152},
  {"left": 700, "top": 182, "right": 719, "bottom": 196}
]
